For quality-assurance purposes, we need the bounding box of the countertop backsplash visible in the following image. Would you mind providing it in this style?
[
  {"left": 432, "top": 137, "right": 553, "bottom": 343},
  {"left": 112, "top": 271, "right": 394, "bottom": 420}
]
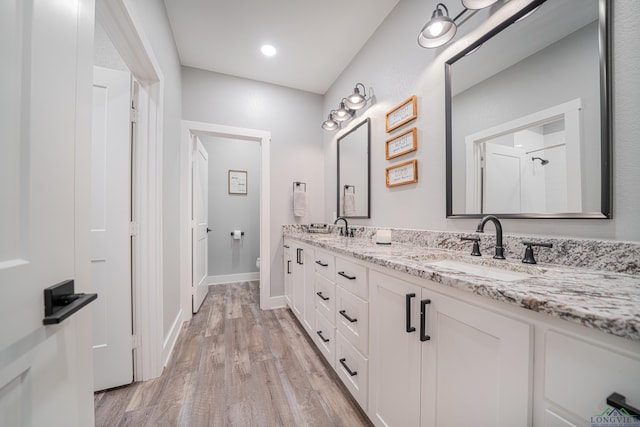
[{"left": 283, "top": 224, "right": 640, "bottom": 276}]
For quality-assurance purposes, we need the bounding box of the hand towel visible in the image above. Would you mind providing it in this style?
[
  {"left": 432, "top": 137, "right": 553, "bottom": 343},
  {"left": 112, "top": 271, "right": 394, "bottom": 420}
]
[
  {"left": 344, "top": 193, "right": 356, "bottom": 215},
  {"left": 293, "top": 190, "right": 307, "bottom": 217}
]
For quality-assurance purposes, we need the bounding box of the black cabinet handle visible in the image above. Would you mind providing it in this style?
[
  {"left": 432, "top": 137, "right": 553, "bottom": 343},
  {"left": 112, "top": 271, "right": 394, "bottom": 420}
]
[
  {"left": 420, "top": 299, "right": 431, "bottom": 342},
  {"left": 284, "top": 244, "right": 290, "bottom": 249},
  {"left": 316, "top": 260, "right": 329, "bottom": 267},
  {"left": 339, "top": 310, "right": 357, "bottom": 323},
  {"left": 607, "top": 392, "right": 640, "bottom": 417},
  {"left": 316, "top": 291, "right": 330, "bottom": 301},
  {"left": 339, "top": 358, "right": 357, "bottom": 376},
  {"left": 287, "top": 260, "right": 291, "bottom": 274},
  {"left": 338, "top": 271, "right": 356, "bottom": 280},
  {"left": 406, "top": 293, "right": 416, "bottom": 333},
  {"left": 316, "top": 330, "right": 330, "bottom": 343},
  {"left": 296, "top": 248, "right": 303, "bottom": 264}
]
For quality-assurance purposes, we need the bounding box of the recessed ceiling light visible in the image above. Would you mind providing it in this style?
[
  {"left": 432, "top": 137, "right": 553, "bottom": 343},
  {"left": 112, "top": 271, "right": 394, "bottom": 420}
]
[{"left": 261, "top": 44, "right": 277, "bottom": 57}]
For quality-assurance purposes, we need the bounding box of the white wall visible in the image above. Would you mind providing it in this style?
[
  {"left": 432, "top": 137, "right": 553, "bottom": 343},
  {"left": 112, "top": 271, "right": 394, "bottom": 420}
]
[
  {"left": 123, "top": 0, "right": 183, "bottom": 339},
  {"left": 181, "top": 67, "right": 325, "bottom": 296},
  {"left": 324, "top": 0, "right": 640, "bottom": 242},
  {"left": 199, "top": 135, "right": 261, "bottom": 277}
]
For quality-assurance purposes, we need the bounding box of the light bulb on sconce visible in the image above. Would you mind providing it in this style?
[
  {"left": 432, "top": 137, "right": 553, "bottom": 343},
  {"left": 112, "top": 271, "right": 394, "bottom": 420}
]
[
  {"left": 345, "top": 83, "right": 368, "bottom": 110},
  {"left": 417, "top": 0, "right": 500, "bottom": 49},
  {"left": 322, "top": 112, "right": 340, "bottom": 131},
  {"left": 331, "top": 100, "right": 355, "bottom": 122}
]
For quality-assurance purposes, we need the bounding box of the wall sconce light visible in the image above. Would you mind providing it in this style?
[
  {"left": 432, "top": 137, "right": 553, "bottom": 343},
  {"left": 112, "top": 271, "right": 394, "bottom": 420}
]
[
  {"left": 322, "top": 83, "right": 372, "bottom": 131},
  {"left": 417, "top": 0, "right": 499, "bottom": 49}
]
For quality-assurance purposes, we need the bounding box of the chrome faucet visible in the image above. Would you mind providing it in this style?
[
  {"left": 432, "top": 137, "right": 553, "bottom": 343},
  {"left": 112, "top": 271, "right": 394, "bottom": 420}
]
[
  {"left": 476, "top": 215, "right": 505, "bottom": 259},
  {"left": 334, "top": 216, "right": 350, "bottom": 237}
]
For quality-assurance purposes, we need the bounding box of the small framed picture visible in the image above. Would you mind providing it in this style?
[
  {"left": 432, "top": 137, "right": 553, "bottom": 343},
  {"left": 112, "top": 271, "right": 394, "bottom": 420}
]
[
  {"left": 228, "top": 170, "right": 247, "bottom": 194},
  {"left": 386, "top": 160, "right": 418, "bottom": 187},
  {"left": 386, "top": 95, "right": 418, "bottom": 133},
  {"left": 386, "top": 128, "right": 418, "bottom": 160}
]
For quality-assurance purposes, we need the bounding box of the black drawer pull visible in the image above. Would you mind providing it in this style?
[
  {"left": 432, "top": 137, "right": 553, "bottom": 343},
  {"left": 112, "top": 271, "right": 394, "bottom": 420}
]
[
  {"left": 316, "top": 260, "right": 329, "bottom": 267},
  {"left": 339, "top": 310, "right": 357, "bottom": 323},
  {"left": 420, "top": 299, "right": 431, "bottom": 342},
  {"left": 406, "top": 293, "right": 416, "bottom": 333},
  {"left": 339, "top": 358, "right": 357, "bottom": 376},
  {"left": 316, "top": 330, "right": 330, "bottom": 343},
  {"left": 316, "top": 291, "right": 330, "bottom": 301},
  {"left": 284, "top": 244, "right": 290, "bottom": 249},
  {"left": 338, "top": 271, "right": 356, "bottom": 280},
  {"left": 607, "top": 392, "right": 640, "bottom": 417}
]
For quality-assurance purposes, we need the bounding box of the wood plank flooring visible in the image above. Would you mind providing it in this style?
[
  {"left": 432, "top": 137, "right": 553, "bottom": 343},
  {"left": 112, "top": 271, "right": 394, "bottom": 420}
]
[{"left": 94, "top": 281, "right": 372, "bottom": 427}]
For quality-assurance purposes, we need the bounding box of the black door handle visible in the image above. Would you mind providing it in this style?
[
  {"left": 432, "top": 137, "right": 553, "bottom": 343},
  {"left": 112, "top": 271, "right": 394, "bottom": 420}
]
[
  {"left": 339, "top": 358, "right": 357, "bottom": 376},
  {"left": 406, "top": 293, "right": 416, "bottom": 333},
  {"left": 338, "top": 271, "right": 356, "bottom": 280},
  {"left": 420, "top": 299, "right": 431, "bottom": 342},
  {"left": 607, "top": 392, "right": 640, "bottom": 417},
  {"left": 316, "top": 330, "right": 330, "bottom": 343},
  {"left": 316, "top": 291, "right": 330, "bottom": 301},
  {"left": 339, "top": 310, "right": 357, "bottom": 323}
]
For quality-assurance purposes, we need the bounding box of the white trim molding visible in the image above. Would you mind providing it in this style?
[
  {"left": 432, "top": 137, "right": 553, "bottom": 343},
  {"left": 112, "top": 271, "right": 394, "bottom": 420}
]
[
  {"left": 180, "top": 121, "right": 277, "bottom": 324},
  {"left": 207, "top": 273, "right": 260, "bottom": 286}
]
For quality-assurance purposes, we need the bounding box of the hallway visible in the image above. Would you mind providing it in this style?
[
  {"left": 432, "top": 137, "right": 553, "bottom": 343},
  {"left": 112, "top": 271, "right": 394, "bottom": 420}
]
[{"left": 94, "top": 282, "right": 371, "bottom": 426}]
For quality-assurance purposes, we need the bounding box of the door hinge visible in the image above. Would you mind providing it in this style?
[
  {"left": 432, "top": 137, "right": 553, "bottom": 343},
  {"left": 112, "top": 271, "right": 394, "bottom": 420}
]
[
  {"left": 129, "top": 222, "right": 140, "bottom": 236},
  {"left": 130, "top": 108, "right": 138, "bottom": 123},
  {"left": 131, "top": 334, "right": 140, "bottom": 349}
]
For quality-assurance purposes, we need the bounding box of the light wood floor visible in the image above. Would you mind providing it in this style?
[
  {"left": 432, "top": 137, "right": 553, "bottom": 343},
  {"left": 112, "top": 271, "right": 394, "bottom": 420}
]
[{"left": 94, "top": 281, "right": 372, "bottom": 427}]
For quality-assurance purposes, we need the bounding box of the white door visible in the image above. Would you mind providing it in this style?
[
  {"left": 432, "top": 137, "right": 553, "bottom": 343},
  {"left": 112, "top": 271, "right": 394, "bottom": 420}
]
[
  {"left": 192, "top": 138, "right": 209, "bottom": 313},
  {"left": 91, "top": 66, "right": 134, "bottom": 391},
  {"left": 484, "top": 143, "right": 523, "bottom": 213},
  {"left": 0, "top": 0, "right": 94, "bottom": 425}
]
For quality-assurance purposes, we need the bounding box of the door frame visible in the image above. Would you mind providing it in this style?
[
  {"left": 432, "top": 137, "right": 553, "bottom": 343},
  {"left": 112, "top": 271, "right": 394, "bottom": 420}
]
[
  {"left": 95, "top": 0, "right": 165, "bottom": 381},
  {"left": 180, "top": 121, "right": 274, "bottom": 321}
]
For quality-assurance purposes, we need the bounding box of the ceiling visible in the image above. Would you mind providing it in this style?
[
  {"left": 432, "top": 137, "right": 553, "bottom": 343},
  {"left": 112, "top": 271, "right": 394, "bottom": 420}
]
[{"left": 163, "top": 0, "right": 400, "bottom": 95}]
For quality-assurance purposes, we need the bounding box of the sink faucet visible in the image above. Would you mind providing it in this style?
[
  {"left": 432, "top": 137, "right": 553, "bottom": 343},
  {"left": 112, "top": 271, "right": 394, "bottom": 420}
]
[
  {"left": 475, "top": 215, "right": 505, "bottom": 259},
  {"left": 334, "top": 216, "right": 350, "bottom": 237}
]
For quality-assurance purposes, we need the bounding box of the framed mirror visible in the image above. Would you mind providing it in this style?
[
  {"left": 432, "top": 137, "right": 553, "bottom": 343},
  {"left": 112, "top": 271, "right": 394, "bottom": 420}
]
[
  {"left": 337, "top": 118, "right": 370, "bottom": 218},
  {"left": 445, "top": 0, "right": 611, "bottom": 218}
]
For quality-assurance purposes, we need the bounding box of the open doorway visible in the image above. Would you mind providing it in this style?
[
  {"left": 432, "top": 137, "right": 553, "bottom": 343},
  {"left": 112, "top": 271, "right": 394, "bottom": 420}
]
[{"left": 180, "top": 121, "right": 275, "bottom": 324}]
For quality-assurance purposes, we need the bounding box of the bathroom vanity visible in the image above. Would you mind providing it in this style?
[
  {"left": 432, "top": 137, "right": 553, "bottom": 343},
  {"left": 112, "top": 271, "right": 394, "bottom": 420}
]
[{"left": 283, "top": 226, "right": 640, "bottom": 427}]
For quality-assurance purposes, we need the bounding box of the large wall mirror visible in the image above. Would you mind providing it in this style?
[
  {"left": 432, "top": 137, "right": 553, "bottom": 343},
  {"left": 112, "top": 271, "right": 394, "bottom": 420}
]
[
  {"left": 337, "top": 118, "right": 370, "bottom": 218},
  {"left": 445, "top": 0, "right": 611, "bottom": 218}
]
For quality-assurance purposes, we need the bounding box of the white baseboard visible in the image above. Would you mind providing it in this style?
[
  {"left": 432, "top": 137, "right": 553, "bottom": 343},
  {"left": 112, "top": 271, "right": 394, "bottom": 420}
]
[
  {"left": 162, "top": 308, "right": 183, "bottom": 368},
  {"left": 263, "top": 295, "right": 287, "bottom": 310},
  {"left": 207, "top": 272, "right": 260, "bottom": 286}
]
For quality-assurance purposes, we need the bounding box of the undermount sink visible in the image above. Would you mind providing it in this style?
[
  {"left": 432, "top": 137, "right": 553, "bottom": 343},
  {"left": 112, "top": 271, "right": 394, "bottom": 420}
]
[{"left": 405, "top": 253, "right": 544, "bottom": 282}]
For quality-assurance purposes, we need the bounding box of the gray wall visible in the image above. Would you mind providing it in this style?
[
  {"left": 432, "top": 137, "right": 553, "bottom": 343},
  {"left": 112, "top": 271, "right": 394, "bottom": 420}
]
[
  {"left": 199, "top": 135, "right": 261, "bottom": 277},
  {"left": 181, "top": 67, "right": 325, "bottom": 296},
  {"left": 126, "top": 0, "right": 183, "bottom": 338},
  {"left": 451, "top": 22, "right": 599, "bottom": 212},
  {"left": 324, "top": 0, "right": 640, "bottom": 242}
]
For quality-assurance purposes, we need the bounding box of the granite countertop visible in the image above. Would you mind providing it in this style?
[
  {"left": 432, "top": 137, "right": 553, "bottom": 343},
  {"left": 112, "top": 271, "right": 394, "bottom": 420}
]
[{"left": 284, "top": 231, "right": 640, "bottom": 344}]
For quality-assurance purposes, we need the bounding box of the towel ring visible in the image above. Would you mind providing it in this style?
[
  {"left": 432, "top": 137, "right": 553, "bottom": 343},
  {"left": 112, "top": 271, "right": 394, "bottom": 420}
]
[{"left": 293, "top": 182, "right": 307, "bottom": 192}]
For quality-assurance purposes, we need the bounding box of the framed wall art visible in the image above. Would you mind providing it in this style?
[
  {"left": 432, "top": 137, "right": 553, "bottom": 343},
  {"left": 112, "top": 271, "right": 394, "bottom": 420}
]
[
  {"left": 385, "top": 127, "right": 417, "bottom": 160},
  {"left": 228, "top": 170, "right": 247, "bottom": 194},
  {"left": 385, "top": 95, "right": 417, "bottom": 132},
  {"left": 386, "top": 160, "right": 418, "bottom": 187}
]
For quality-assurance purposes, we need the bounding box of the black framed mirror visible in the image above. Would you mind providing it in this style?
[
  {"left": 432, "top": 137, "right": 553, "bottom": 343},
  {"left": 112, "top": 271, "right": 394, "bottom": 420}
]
[
  {"left": 445, "top": 0, "right": 611, "bottom": 218},
  {"left": 337, "top": 118, "right": 371, "bottom": 218}
]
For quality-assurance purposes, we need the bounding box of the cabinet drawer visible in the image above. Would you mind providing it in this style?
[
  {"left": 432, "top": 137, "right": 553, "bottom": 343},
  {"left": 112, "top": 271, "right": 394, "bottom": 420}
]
[
  {"left": 314, "top": 249, "right": 335, "bottom": 281},
  {"left": 314, "top": 310, "right": 335, "bottom": 368},
  {"left": 544, "top": 330, "right": 640, "bottom": 423},
  {"left": 335, "top": 286, "right": 369, "bottom": 356},
  {"left": 335, "top": 257, "right": 368, "bottom": 300},
  {"left": 336, "top": 331, "right": 369, "bottom": 411},
  {"left": 315, "top": 274, "right": 335, "bottom": 322}
]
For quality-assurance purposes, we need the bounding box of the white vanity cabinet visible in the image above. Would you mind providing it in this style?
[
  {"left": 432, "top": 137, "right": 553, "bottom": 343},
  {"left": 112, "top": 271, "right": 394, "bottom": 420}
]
[
  {"left": 289, "top": 241, "right": 315, "bottom": 335},
  {"left": 313, "top": 249, "right": 336, "bottom": 367},
  {"left": 283, "top": 240, "right": 293, "bottom": 307},
  {"left": 536, "top": 329, "right": 640, "bottom": 427},
  {"left": 369, "top": 270, "right": 533, "bottom": 427}
]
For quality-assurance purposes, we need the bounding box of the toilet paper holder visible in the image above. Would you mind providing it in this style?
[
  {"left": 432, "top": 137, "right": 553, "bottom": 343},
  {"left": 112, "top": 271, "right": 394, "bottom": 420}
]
[{"left": 230, "top": 231, "right": 245, "bottom": 236}]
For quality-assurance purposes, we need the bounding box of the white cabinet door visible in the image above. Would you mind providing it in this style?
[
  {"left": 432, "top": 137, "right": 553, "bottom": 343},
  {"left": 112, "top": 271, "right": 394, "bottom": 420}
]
[
  {"left": 302, "top": 246, "right": 316, "bottom": 335},
  {"left": 283, "top": 241, "right": 293, "bottom": 307},
  {"left": 292, "top": 246, "right": 305, "bottom": 320},
  {"left": 369, "top": 271, "right": 422, "bottom": 427},
  {"left": 421, "top": 291, "right": 532, "bottom": 427}
]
